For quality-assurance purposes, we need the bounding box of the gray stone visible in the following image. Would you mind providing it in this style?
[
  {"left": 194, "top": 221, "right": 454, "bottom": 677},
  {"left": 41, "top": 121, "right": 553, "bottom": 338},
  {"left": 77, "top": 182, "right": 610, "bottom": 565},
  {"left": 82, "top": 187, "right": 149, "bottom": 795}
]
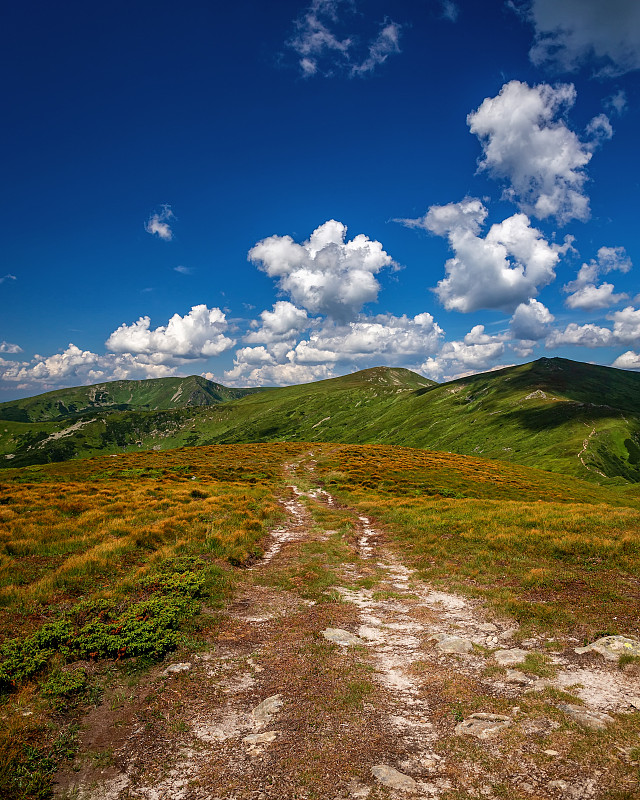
[
  {"left": 505, "top": 669, "right": 530, "bottom": 685},
  {"left": 556, "top": 703, "right": 613, "bottom": 730},
  {"left": 430, "top": 633, "right": 473, "bottom": 654},
  {"left": 498, "top": 627, "right": 519, "bottom": 640},
  {"left": 243, "top": 731, "right": 277, "bottom": 745},
  {"left": 371, "top": 765, "right": 417, "bottom": 792},
  {"left": 574, "top": 635, "right": 640, "bottom": 662},
  {"left": 321, "top": 628, "right": 365, "bottom": 646},
  {"left": 252, "top": 694, "right": 283, "bottom": 726},
  {"left": 455, "top": 713, "right": 511, "bottom": 739},
  {"left": 478, "top": 623, "right": 498, "bottom": 632},
  {"left": 629, "top": 696, "right": 640, "bottom": 710},
  {"left": 162, "top": 662, "right": 192, "bottom": 675},
  {"left": 494, "top": 648, "right": 528, "bottom": 666}
]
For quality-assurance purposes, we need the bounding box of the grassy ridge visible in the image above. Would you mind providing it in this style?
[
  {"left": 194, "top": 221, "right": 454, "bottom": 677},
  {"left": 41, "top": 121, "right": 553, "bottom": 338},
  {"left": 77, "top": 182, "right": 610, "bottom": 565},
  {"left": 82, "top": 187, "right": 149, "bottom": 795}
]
[
  {"left": 2, "top": 440, "right": 640, "bottom": 796},
  {"left": 1, "top": 359, "right": 639, "bottom": 483},
  {"left": 0, "top": 374, "right": 262, "bottom": 423},
  {"left": 312, "top": 444, "right": 640, "bottom": 637}
]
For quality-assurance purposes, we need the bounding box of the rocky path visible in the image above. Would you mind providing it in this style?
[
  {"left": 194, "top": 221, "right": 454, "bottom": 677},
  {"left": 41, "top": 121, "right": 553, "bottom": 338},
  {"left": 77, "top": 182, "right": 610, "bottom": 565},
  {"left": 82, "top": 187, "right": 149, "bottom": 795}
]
[{"left": 56, "top": 460, "right": 640, "bottom": 800}]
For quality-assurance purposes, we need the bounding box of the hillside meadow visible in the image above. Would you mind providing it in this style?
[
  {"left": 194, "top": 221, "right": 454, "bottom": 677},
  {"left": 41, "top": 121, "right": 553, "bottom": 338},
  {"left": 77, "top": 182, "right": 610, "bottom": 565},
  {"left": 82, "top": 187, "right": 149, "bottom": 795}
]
[{"left": 0, "top": 442, "right": 639, "bottom": 797}]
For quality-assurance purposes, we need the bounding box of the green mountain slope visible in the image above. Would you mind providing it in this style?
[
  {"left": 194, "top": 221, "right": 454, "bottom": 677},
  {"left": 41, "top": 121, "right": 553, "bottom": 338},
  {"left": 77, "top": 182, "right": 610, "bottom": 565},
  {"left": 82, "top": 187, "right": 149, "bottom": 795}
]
[
  {"left": 1, "top": 359, "right": 638, "bottom": 483},
  {"left": 0, "top": 375, "right": 261, "bottom": 422}
]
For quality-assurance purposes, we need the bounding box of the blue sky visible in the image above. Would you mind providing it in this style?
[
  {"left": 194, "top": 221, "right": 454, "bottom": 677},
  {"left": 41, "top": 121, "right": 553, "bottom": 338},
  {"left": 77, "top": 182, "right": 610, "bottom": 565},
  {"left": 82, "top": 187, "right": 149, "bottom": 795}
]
[{"left": 1, "top": 0, "right": 639, "bottom": 399}]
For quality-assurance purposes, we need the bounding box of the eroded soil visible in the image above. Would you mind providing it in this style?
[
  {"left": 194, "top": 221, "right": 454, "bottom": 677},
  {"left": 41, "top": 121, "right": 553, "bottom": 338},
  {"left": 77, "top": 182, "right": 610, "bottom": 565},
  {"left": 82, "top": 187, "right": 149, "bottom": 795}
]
[{"left": 55, "top": 458, "right": 640, "bottom": 800}]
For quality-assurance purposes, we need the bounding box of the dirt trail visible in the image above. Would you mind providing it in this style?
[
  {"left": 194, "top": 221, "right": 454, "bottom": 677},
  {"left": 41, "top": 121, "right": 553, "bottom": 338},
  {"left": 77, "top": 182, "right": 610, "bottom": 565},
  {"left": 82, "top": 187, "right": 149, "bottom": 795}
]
[{"left": 56, "top": 459, "right": 640, "bottom": 800}]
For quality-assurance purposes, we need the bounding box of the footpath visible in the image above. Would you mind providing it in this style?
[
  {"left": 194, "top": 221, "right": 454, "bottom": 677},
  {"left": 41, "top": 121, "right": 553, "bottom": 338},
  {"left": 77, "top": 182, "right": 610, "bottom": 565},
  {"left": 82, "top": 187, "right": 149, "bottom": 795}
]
[{"left": 56, "top": 458, "right": 640, "bottom": 800}]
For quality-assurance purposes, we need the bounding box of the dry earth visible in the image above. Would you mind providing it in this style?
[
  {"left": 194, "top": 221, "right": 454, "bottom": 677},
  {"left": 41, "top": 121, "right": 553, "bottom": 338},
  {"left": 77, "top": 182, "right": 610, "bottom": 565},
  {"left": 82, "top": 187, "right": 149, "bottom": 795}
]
[{"left": 55, "top": 457, "right": 640, "bottom": 800}]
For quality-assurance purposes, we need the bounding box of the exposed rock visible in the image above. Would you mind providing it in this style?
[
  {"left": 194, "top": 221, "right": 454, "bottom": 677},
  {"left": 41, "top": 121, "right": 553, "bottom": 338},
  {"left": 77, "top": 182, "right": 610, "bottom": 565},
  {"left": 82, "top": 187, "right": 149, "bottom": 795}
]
[
  {"left": 321, "top": 628, "right": 365, "bottom": 646},
  {"left": 556, "top": 703, "right": 613, "bottom": 730},
  {"left": 629, "top": 696, "right": 640, "bottom": 710},
  {"left": 505, "top": 669, "right": 530, "bottom": 685},
  {"left": 371, "top": 765, "right": 417, "bottom": 792},
  {"left": 243, "top": 731, "right": 277, "bottom": 745},
  {"left": 494, "top": 648, "right": 528, "bottom": 666},
  {"left": 162, "top": 662, "right": 192, "bottom": 675},
  {"left": 429, "top": 633, "right": 473, "bottom": 654},
  {"left": 478, "top": 623, "right": 498, "bottom": 632},
  {"left": 574, "top": 635, "right": 640, "bottom": 662},
  {"left": 455, "top": 713, "right": 511, "bottom": 739},
  {"left": 252, "top": 694, "right": 283, "bottom": 726}
]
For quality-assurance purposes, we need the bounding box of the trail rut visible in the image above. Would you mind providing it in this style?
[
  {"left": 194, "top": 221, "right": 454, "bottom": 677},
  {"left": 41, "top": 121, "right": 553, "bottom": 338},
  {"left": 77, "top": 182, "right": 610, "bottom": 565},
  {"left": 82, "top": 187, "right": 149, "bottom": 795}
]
[{"left": 56, "top": 459, "right": 640, "bottom": 800}]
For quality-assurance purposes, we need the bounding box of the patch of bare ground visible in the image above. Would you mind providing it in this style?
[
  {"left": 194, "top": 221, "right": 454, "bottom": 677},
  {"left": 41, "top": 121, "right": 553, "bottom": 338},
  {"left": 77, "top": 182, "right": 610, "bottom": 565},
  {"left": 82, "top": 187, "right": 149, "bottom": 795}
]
[{"left": 55, "top": 462, "right": 640, "bottom": 800}]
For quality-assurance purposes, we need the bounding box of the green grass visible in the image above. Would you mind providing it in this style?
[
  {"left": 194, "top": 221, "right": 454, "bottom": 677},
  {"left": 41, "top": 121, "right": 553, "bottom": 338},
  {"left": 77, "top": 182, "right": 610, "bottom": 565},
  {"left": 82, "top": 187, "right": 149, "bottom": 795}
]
[{"left": 4, "top": 358, "right": 639, "bottom": 486}]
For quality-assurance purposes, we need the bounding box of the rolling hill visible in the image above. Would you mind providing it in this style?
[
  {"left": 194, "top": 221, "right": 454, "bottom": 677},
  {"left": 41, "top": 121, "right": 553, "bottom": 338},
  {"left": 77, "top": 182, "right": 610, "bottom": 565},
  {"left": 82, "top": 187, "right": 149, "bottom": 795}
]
[{"left": 1, "top": 359, "right": 639, "bottom": 483}]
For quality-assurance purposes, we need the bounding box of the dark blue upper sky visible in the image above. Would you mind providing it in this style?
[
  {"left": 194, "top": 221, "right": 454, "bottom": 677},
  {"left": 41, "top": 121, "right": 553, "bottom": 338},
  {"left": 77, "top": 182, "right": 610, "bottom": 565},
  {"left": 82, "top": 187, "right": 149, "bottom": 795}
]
[{"left": 1, "top": 0, "right": 639, "bottom": 397}]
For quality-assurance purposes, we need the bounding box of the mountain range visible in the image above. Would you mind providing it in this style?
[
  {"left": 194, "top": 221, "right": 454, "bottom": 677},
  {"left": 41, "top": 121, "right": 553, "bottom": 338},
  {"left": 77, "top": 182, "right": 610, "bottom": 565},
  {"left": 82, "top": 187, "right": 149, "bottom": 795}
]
[{"left": 1, "top": 358, "right": 639, "bottom": 483}]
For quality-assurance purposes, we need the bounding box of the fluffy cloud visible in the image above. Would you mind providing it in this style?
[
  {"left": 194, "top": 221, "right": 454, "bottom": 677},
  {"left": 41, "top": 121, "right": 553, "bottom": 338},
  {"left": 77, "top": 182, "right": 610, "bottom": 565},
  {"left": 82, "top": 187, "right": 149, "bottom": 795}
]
[
  {"left": 248, "top": 220, "right": 394, "bottom": 322},
  {"left": 0, "top": 341, "right": 22, "bottom": 354},
  {"left": 0, "top": 344, "right": 179, "bottom": 391},
  {"left": 145, "top": 205, "right": 175, "bottom": 241},
  {"left": 288, "top": 0, "right": 402, "bottom": 78},
  {"left": 564, "top": 246, "right": 631, "bottom": 310},
  {"left": 467, "top": 81, "right": 609, "bottom": 224},
  {"left": 510, "top": 299, "right": 555, "bottom": 340},
  {"left": 106, "top": 305, "right": 235, "bottom": 359},
  {"left": 245, "top": 301, "right": 310, "bottom": 344},
  {"left": 545, "top": 305, "right": 640, "bottom": 350},
  {"left": 610, "top": 306, "right": 640, "bottom": 344},
  {"left": 420, "top": 331, "right": 506, "bottom": 382},
  {"left": 526, "top": 0, "right": 640, "bottom": 76},
  {"left": 404, "top": 198, "right": 565, "bottom": 313},
  {"left": 0, "top": 274, "right": 17, "bottom": 285},
  {"left": 287, "top": 313, "right": 444, "bottom": 364},
  {"left": 612, "top": 351, "right": 640, "bottom": 370},
  {"left": 225, "top": 352, "right": 333, "bottom": 387},
  {"left": 225, "top": 311, "right": 443, "bottom": 385},
  {"left": 546, "top": 323, "right": 614, "bottom": 348}
]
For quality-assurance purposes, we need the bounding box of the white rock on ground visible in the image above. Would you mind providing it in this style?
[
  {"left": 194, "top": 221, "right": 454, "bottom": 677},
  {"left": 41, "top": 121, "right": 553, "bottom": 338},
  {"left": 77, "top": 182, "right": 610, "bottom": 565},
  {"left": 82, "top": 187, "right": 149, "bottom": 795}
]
[
  {"left": 574, "top": 635, "right": 640, "bottom": 662},
  {"left": 429, "top": 633, "right": 473, "bottom": 654},
  {"left": 556, "top": 703, "right": 614, "bottom": 730},
  {"left": 321, "top": 628, "right": 365, "bottom": 646},
  {"left": 371, "top": 764, "right": 417, "bottom": 792},
  {"left": 494, "top": 648, "right": 528, "bottom": 666},
  {"left": 251, "top": 694, "right": 283, "bottom": 726},
  {"left": 455, "top": 713, "right": 511, "bottom": 739}
]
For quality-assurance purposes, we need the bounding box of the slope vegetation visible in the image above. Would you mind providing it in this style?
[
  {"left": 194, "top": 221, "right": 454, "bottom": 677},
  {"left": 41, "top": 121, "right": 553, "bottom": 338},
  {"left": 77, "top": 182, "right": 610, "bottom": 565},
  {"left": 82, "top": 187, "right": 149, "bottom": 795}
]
[{"left": 1, "top": 359, "right": 639, "bottom": 483}]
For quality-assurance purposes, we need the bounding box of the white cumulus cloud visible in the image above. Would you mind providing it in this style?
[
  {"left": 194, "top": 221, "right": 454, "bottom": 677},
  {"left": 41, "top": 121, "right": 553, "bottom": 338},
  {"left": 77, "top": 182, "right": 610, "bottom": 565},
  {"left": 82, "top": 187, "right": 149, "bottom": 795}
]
[
  {"left": 546, "top": 323, "right": 614, "bottom": 348},
  {"left": 526, "top": 0, "right": 640, "bottom": 77},
  {"left": 0, "top": 341, "right": 22, "bottom": 354},
  {"left": 420, "top": 331, "right": 506, "bottom": 382},
  {"left": 286, "top": 312, "right": 444, "bottom": 364},
  {"left": 467, "top": 81, "right": 608, "bottom": 224},
  {"left": 510, "top": 299, "right": 555, "bottom": 340},
  {"left": 403, "top": 198, "right": 566, "bottom": 313},
  {"left": 248, "top": 220, "right": 394, "bottom": 322},
  {"left": 612, "top": 351, "right": 640, "bottom": 370},
  {"left": 610, "top": 305, "right": 640, "bottom": 344},
  {"left": 564, "top": 245, "right": 632, "bottom": 310},
  {"left": 145, "top": 205, "right": 175, "bottom": 241},
  {"left": 245, "top": 301, "right": 310, "bottom": 344},
  {"left": 0, "top": 345, "right": 180, "bottom": 392},
  {"left": 106, "top": 305, "right": 235, "bottom": 360}
]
